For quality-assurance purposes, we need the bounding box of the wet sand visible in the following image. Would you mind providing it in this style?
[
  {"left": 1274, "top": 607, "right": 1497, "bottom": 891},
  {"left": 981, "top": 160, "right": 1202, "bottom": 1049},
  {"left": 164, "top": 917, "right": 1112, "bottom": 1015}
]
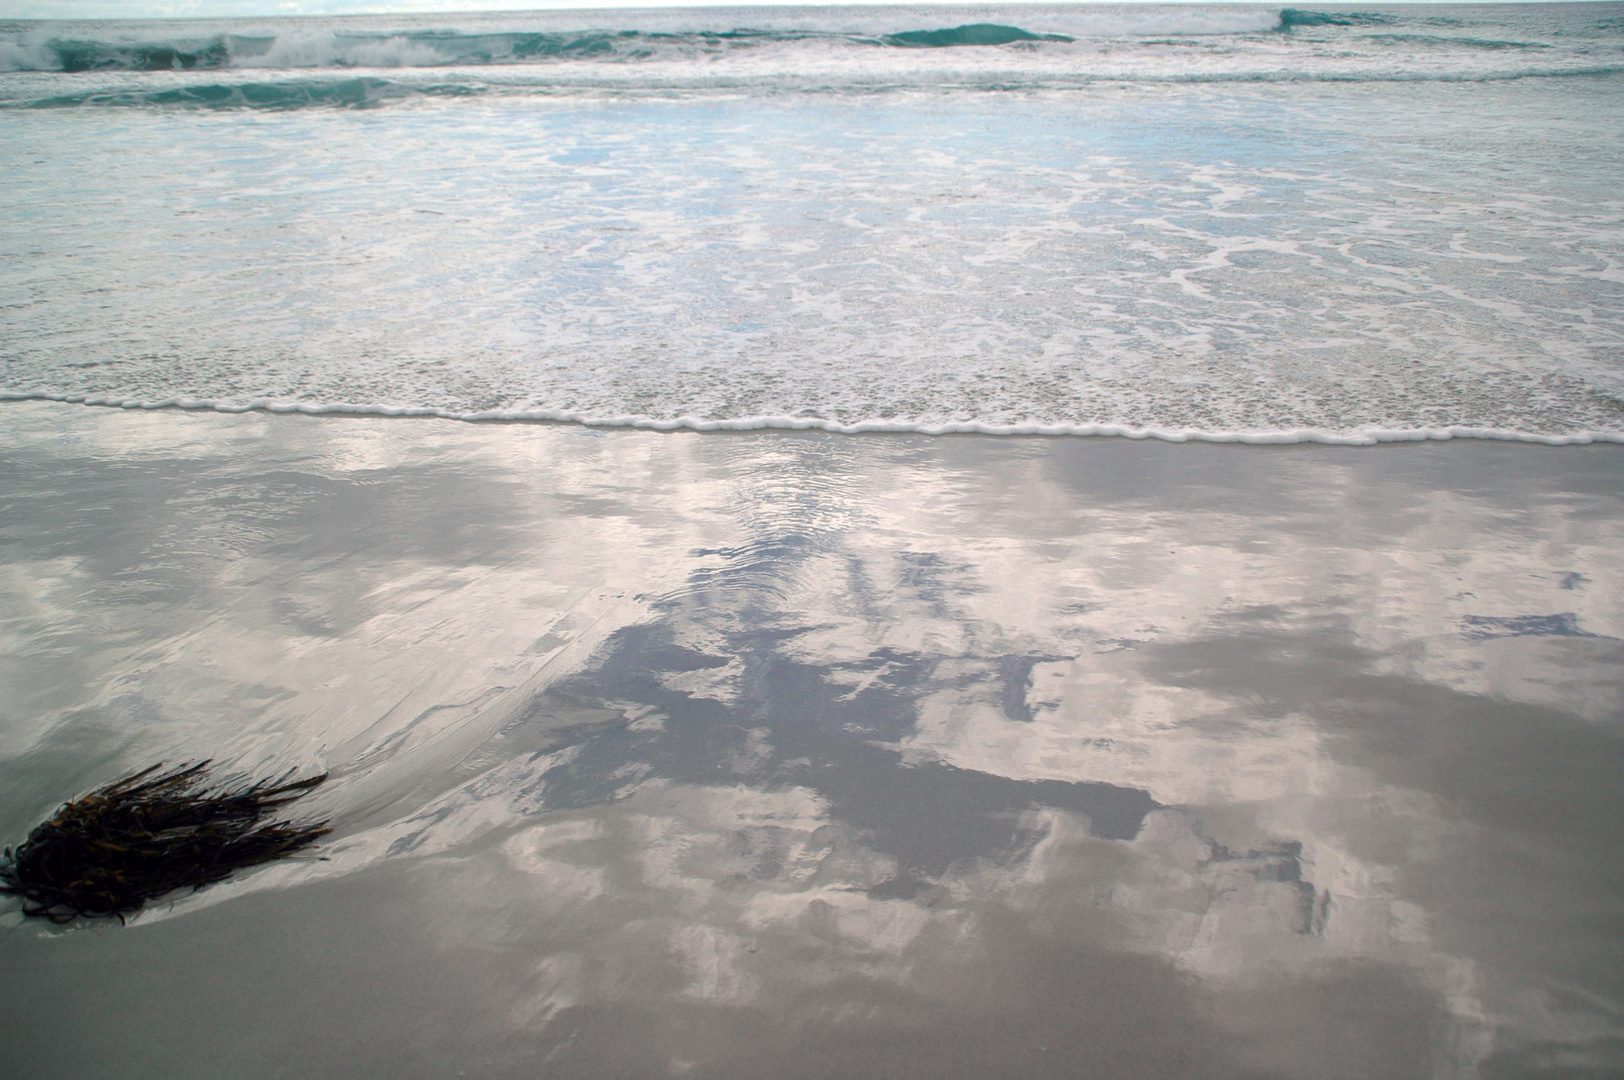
[{"left": 1, "top": 401, "right": 1621, "bottom": 1078}]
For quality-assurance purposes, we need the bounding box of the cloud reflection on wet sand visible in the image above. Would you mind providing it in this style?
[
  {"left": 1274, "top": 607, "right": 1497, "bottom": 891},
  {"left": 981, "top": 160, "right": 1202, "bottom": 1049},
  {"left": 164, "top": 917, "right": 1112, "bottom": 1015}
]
[{"left": 0, "top": 403, "right": 1620, "bottom": 1078}]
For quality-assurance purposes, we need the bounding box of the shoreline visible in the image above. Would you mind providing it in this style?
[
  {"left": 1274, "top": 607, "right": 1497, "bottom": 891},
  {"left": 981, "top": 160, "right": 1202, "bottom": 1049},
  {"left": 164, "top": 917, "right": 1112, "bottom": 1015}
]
[{"left": 7, "top": 395, "right": 1624, "bottom": 447}]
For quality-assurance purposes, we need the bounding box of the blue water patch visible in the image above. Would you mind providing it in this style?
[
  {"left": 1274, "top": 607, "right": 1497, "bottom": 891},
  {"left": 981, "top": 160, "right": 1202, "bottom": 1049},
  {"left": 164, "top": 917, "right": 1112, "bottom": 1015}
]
[
  {"left": 24, "top": 77, "right": 481, "bottom": 110},
  {"left": 882, "top": 24, "right": 1073, "bottom": 48},
  {"left": 1278, "top": 10, "right": 1393, "bottom": 31},
  {"left": 1461, "top": 614, "right": 1603, "bottom": 640},
  {"left": 46, "top": 36, "right": 233, "bottom": 72}
]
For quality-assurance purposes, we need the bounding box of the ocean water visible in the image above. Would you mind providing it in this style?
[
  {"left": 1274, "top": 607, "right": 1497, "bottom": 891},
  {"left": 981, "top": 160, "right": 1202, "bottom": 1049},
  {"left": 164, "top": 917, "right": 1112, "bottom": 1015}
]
[
  {"left": 4, "top": 8, "right": 1624, "bottom": 1078},
  {"left": 2, "top": 3, "right": 1622, "bottom": 442}
]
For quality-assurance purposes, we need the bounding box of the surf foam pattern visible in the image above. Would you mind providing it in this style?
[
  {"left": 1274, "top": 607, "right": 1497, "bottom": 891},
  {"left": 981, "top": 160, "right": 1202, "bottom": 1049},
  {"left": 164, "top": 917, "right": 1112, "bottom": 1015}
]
[{"left": 3, "top": 5, "right": 1623, "bottom": 444}]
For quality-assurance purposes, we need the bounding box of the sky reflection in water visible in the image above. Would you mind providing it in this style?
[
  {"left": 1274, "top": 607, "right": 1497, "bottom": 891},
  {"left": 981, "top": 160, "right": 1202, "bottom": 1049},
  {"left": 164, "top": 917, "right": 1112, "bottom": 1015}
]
[{"left": 0, "top": 402, "right": 1621, "bottom": 1078}]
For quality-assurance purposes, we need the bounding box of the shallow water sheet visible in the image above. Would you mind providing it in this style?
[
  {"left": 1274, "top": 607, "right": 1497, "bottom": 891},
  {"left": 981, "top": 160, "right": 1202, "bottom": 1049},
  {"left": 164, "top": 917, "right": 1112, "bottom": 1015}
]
[{"left": 1, "top": 402, "right": 1621, "bottom": 1078}]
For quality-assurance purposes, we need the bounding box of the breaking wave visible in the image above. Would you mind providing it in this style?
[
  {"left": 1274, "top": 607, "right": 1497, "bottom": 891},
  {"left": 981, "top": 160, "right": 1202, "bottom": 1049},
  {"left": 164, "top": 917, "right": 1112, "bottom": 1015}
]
[
  {"left": 6, "top": 22, "right": 1117, "bottom": 74},
  {"left": 1277, "top": 9, "right": 1392, "bottom": 30},
  {"left": 0, "top": 7, "right": 1597, "bottom": 75},
  {"left": 3, "top": 6, "right": 1617, "bottom": 110}
]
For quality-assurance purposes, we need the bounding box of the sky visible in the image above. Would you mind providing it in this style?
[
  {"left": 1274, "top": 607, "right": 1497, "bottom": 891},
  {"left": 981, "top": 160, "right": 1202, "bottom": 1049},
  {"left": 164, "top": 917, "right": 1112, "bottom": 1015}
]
[
  {"left": 14, "top": 0, "right": 1051, "bottom": 18},
  {"left": 2, "top": 0, "right": 1102, "bottom": 19},
  {"left": 2, "top": 0, "right": 1535, "bottom": 22}
]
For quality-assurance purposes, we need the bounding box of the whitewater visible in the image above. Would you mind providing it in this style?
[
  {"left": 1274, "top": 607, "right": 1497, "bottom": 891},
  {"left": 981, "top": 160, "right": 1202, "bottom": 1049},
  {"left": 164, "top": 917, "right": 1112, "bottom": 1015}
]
[{"left": 3, "top": 3, "right": 1623, "bottom": 443}]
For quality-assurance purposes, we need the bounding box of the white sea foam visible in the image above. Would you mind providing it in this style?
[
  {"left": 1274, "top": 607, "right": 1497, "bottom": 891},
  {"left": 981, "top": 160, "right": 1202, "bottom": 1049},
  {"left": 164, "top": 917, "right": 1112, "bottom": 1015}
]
[
  {"left": 8, "top": 392, "right": 1624, "bottom": 446},
  {"left": 3, "top": 5, "right": 1622, "bottom": 443}
]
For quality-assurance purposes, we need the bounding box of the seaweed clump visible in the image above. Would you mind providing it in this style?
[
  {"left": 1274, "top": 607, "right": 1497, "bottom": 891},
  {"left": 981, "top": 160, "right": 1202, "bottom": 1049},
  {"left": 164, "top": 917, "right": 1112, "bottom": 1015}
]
[{"left": 0, "top": 762, "right": 330, "bottom": 924}]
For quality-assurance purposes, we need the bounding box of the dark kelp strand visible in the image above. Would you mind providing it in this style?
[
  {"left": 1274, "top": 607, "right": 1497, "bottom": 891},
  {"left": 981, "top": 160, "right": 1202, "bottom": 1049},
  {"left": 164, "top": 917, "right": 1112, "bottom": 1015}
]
[{"left": 0, "top": 762, "right": 330, "bottom": 924}]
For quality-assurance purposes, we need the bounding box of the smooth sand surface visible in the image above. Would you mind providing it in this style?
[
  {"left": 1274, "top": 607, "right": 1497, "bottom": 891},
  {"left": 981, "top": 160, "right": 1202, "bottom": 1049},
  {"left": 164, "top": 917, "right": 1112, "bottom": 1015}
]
[{"left": 1, "top": 401, "right": 1621, "bottom": 1078}]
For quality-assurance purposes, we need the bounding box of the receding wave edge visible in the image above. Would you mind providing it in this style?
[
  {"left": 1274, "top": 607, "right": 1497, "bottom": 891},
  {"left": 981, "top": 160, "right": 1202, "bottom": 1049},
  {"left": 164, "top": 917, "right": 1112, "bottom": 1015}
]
[{"left": 5, "top": 394, "right": 1620, "bottom": 447}]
